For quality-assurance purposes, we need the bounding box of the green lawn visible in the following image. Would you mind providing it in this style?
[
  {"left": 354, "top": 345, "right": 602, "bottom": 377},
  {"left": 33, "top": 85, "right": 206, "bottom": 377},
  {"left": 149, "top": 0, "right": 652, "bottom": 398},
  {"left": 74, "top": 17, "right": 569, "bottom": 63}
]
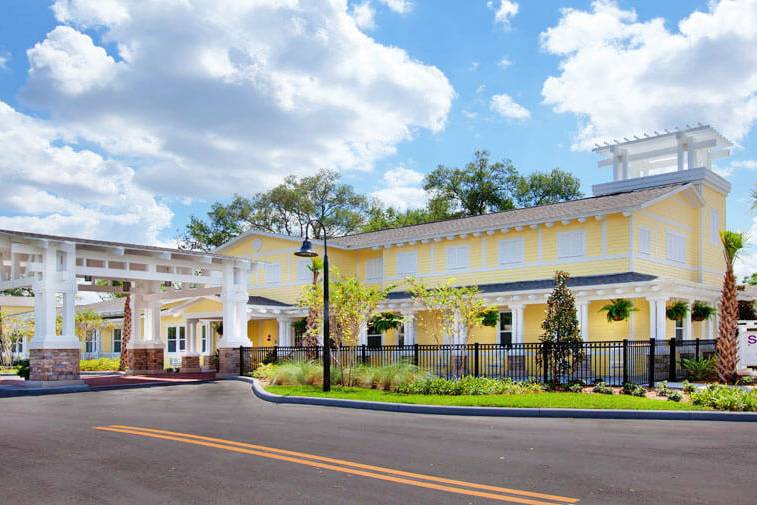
[{"left": 266, "top": 385, "right": 707, "bottom": 411}]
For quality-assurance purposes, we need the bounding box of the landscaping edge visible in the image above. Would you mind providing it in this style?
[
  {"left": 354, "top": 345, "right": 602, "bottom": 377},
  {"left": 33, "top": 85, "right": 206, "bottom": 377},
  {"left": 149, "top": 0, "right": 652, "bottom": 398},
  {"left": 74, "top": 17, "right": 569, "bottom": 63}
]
[{"left": 242, "top": 377, "right": 757, "bottom": 422}]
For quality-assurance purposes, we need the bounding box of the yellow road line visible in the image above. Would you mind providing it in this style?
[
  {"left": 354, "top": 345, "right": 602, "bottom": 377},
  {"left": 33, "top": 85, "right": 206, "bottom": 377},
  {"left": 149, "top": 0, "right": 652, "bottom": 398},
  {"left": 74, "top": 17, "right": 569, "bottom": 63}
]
[{"left": 96, "top": 425, "right": 579, "bottom": 505}]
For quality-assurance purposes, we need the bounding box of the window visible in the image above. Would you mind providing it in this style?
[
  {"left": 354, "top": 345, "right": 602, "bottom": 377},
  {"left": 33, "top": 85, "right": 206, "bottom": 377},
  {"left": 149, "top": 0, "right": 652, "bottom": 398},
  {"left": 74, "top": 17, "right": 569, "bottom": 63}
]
[
  {"left": 498, "top": 238, "right": 524, "bottom": 265},
  {"left": 167, "top": 326, "right": 186, "bottom": 353},
  {"left": 396, "top": 251, "right": 417, "bottom": 277},
  {"left": 112, "top": 328, "right": 122, "bottom": 354},
  {"left": 294, "top": 320, "right": 306, "bottom": 347},
  {"left": 499, "top": 312, "right": 513, "bottom": 346},
  {"left": 674, "top": 318, "right": 684, "bottom": 341},
  {"left": 264, "top": 263, "right": 281, "bottom": 285},
  {"left": 367, "top": 323, "right": 382, "bottom": 348},
  {"left": 297, "top": 259, "right": 311, "bottom": 282},
  {"left": 11, "top": 337, "right": 23, "bottom": 355},
  {"left": 557, "top": 231, "right": 585, "bottom": 258},
  {"left": 446, "top": 245, "right": 469, "bottom": 271},
  {"left": 665, "top": 231, "right": 685, "bottom": 263},
  {"left": 84, "top": 330, "right": 98, "bottom": 353},
  {"left": 638, "top": 227, "right": 652, "bottom": 256},
  {"left": 397, "top": 323, "right": 405, "bottom": 347},
  {"left": 201, "top": 324, "right": 208, "bottom": 353},
  {"left": 365, "top": 258, "right": 383, "bottom": 282},
  {"left": 710, "top": 209, "right": 720, "bottom": 245}
]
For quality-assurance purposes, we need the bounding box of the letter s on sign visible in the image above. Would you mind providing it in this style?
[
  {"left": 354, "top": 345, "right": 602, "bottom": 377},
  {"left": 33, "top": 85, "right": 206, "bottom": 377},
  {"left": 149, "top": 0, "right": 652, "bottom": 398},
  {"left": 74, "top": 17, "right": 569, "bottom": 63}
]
[{"left": 749, "top": 335, "right": 757, "bottom": 345}]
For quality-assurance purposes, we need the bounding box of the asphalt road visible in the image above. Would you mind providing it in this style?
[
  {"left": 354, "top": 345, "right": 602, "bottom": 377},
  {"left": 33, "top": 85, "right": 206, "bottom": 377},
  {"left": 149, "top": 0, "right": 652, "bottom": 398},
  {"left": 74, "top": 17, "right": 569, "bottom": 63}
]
[{"left": 1, "top": 381, "right": 754, "bottom": 505}]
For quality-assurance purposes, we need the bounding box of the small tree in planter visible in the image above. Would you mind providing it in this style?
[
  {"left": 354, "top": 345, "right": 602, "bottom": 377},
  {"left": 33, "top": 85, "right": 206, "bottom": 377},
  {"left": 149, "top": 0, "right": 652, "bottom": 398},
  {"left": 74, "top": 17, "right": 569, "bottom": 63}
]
[
  {"left": 538, "top": 271, "right": 584, "bottom": 385},
  {"left": 599, "top": 298, "right": 637, "bottom": 322},
  {"left": 666, "top": 300, "right": 689, "bottom": 322},
  {"left": 716, "top": 230, "right": 744, "bottom": 383},
  {"left": 691, "top": 301, "right": 716, "bottom": 322}
]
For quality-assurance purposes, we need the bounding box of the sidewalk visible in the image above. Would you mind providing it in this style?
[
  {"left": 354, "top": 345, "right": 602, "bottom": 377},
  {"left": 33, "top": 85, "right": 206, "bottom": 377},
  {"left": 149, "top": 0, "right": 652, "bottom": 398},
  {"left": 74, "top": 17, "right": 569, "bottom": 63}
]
[{"left": 0, "top": 372, "right": 217, "bottom": 396}]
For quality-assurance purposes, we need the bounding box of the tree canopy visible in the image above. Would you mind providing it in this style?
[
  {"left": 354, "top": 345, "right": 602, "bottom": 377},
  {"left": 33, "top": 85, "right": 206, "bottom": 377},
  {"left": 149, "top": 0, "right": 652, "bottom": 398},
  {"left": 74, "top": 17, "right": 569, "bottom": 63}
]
[{"left": 180, "top": 152, "right": 583, "bottom": 250}]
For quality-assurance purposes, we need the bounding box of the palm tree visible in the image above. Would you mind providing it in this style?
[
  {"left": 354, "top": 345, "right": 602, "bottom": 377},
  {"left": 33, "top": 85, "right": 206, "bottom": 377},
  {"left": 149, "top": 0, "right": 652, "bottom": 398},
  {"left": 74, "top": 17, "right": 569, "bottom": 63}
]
[
  {"left": 119, "top": 293, "right": 131, "bottom": 371},
  {"left": 303, "top": 258, "right": 324, "bottom": 348},
  {"left": 715, "top": 230, "right": 744, "bottom": 383}
]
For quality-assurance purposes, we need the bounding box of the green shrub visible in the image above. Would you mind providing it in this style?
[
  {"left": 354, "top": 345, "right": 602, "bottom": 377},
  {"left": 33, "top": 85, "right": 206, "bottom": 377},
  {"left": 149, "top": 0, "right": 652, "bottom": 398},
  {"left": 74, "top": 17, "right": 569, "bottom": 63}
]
[
  {"left": 737, "top": 376, "right": 754, "bottom": 386},
  {"left": 668, "top": 391, "right": 683, "bottom": 402},
  {"left": 396, "top": 376, "right": 543, "bottom": 396},
  {"left": 79, "top": 358, "right": 119, "bottom": 371},
  {"left": 622, "top": 383, "right": 647, "bottom": 397},
  {"left": 682, "top": 380, "right": 696, "bottom": 394},
  {"left": 592, "top": 381, "right": 613, "bottom": 394},
  {"left": 568, "top": 383, "right": 583, "bottom": 393},
  {"left": 656, "top": 380, "right": 672, "bottom": 397},
  {"left": 16, "top": 359, "right": 30, "bottom": 380},
  {"left": 690, "top": 384, "right": 757, "bottom": 412},
  {"left": 681, "top": 356, "right": 716, "bottom": 381}
]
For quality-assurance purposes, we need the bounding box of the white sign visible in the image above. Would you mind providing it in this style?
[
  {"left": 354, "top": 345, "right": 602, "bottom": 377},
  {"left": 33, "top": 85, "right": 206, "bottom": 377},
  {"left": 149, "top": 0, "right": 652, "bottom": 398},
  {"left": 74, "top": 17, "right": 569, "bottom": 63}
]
[{"left": 737, "top": 321, "right": 757, "bottom": 368}]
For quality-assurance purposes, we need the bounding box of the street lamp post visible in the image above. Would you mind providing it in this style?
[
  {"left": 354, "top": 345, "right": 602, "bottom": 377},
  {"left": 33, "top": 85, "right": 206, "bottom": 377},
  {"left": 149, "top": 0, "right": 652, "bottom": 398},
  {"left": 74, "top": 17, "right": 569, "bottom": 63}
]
[{"left": 294, "top": 220, "right": 331, "bottom": 392}]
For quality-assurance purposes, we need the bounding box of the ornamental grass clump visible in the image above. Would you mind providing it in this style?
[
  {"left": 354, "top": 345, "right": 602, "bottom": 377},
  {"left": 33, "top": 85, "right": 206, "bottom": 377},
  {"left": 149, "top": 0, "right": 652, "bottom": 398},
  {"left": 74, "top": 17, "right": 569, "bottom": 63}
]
[
  {"left": 656, "top": 380, "right": 672, "bottom": 397},
  {"left": 396, "top": 376, "right": 543, "bottom": 396},
  {"left": 592, "top": 381, "right": 613, "bottom": 394},
  {"left": 690, "top": 384, "right": 757, "bottom": 412},
  {"left": 79, "top": 358, "right": 120, "bottom": 371},
  {"left": 622, "top": 383, "right": 647, "bottom": 397}
]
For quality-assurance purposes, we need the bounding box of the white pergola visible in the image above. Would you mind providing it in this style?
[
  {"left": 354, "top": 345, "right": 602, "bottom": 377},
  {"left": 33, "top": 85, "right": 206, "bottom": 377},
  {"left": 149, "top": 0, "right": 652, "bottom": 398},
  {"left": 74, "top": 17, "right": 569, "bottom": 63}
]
[{"left": 0, "top": 229, "right": 254, "bottom": 382}]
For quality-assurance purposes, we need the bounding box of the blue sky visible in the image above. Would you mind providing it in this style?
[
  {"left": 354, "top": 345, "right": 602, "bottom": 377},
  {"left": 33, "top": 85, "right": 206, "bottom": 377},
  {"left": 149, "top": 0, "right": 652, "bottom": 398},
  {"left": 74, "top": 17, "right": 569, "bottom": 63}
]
[{"left": 0, "top": 0, "right": 755, "bottom": 274}]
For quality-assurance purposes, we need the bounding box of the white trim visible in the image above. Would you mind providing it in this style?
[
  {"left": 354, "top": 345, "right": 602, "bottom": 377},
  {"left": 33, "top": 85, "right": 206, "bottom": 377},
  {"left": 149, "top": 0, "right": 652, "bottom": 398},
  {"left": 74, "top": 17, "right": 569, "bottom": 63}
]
[
  {"left": 601, "top": 220, "right": 607, "bottom": 256},
  {"left": 537, "top": 228, "right": 543, "bottom": 261},
  {"left": 637, "top": 209, "right": 694, "bottom": 232}
]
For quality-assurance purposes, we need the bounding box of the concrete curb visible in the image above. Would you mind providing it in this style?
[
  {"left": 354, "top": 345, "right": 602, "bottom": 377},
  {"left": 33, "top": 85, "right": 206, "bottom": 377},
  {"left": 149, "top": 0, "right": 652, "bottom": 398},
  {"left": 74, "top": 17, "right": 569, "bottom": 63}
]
[
  {"left": 242, "top": 377, "right": 757, "bottom": 422},
  {"left": 0, "top": 379, "right": 216, "bottom": 398}
]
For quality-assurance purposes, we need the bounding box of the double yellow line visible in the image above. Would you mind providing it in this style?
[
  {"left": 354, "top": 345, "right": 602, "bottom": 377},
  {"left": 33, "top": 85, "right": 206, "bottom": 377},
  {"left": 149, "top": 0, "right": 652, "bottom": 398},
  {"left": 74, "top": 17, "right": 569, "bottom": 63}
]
[{"left": 95, "top": 425, "right": 579, "bottom": 505}]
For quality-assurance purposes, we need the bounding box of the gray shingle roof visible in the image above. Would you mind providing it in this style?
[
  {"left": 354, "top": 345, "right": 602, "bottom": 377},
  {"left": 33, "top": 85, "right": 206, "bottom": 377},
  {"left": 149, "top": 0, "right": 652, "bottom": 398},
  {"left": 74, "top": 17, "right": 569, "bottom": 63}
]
[
  {"left": 386, "top": 272, "right": 657, "bottom": 300},
  {"left": 247, "top": 296, "right": 292, "bottom": 307},
  {"left": 331, "top": 184, "right": 682, "bottom": 249}
]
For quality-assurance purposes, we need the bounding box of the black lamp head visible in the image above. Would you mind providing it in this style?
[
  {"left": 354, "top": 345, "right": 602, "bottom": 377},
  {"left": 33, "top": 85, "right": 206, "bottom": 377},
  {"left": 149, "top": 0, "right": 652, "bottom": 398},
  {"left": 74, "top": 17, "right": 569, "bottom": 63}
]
[{"left": 294, "top": 238, "right": 318, "bottom": 258}]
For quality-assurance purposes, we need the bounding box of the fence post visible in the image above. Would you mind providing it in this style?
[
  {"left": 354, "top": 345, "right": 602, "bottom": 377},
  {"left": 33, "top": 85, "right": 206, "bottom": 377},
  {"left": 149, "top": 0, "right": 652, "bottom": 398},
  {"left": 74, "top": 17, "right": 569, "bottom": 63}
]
[
  {"left": 361, "top": 344, "right": 367, "bottom": 366},
  {"left": 648, "top": 338, "right": 656, "bottom": 388},
  {"left": 622, "top": 339, "right": 629, "bottom": 385},
  {"left": 273, "top": 345, "right": 279, "bottom": 364},
  {"left": 542, "top": 342, "right": 550, "bottom": 384},
  {"left": 695, "top": 337, "right": 700, "bottom": 360},
  {"left": 239, "top": 345, "right": 244, "bottom": 376},
  {"left": 413, "top": 343, "right": 419, "bottom": 367},
  {"left": 668, "top": 338, "right": 677, "bottom": 382},
  {"left": 474, "top": 342, "right": 480, "bottom": 377}
]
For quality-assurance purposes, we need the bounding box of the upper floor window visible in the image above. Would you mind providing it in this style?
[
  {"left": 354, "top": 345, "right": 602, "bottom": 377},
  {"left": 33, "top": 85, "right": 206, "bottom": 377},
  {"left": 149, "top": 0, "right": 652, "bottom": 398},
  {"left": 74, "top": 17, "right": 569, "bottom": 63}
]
[
  {"left": 638, "top": 227, "right": 652, "bottom": 256},
  {"left": 498, "top": 237, "right": 524, "bottom": 265},
  {"left": 297, "top": 259, "right": 312, "bottom": 282},
  {"left": 446, "top": 245, "right": 469, "bottom": 271},
  {"left": 665, "top": 231, "right": 686, "bottom": 263},
  {"left": 396, "top": 251, "right": 418, "bottom": 277},
  {"left": 264, "top": 262, "right": 281, "bottom": 285},
  {"left": 365, "top": 258, "right": 383, "bottom": 282},
  {"left": 557, "top": 230, "right": 585, "bottom": 259},
  {"left": 710, "top": 209, "right": 720, "bottom": 245}
]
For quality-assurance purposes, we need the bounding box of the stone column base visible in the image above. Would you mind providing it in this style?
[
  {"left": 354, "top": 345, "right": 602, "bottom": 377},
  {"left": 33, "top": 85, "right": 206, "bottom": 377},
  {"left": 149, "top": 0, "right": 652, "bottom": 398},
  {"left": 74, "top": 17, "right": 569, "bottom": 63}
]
[
  {"left": 218, "top": 347, "right": 242, "bottom": 377},
  {"left": 181, "top": 354, "right": 202, "bottom": 373},
  {"left": 127, "top": 346, "right": 165, "bottom": 375},
  {"left": 29, "top": 348, "right": 82, "bottom": 383}
]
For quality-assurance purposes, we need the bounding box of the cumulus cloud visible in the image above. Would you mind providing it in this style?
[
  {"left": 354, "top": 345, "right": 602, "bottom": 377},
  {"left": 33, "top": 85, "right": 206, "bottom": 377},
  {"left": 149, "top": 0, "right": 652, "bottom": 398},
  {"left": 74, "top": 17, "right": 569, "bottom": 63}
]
[
  {"left": 370, "top": 166, "right": 427, "bottom": 210},
  {"left": 20, "top": 0, "right": 453, "bottom": 202},
  {"left": 497, "top": 56, "right": 512, "bottom": 70},
  {"left": 0, "top": 101, "right": 172, "bottom": 244},
  {"left": 488, "top": 0, "right": 519, "bottom": 27},
  {"left": 351, "top": 1, "right": 376, "bottom": 30},
  {"left": 714, "top": 159, "right": 757, "bottom": 177},
  {"left": 0, "top": 52, "right": 9, "bottom": 70},
  {"left": 541, "top": 0, "right": 757, "bottom": 150},
  {"left": 379, "top": 0, "right": 413, "bottom": 14},
  {"left": 735, "top": 216, "right": 757, "bottom": 279},
  {"left": 490, "top": 93, "right": 530, "bottom": 119}
]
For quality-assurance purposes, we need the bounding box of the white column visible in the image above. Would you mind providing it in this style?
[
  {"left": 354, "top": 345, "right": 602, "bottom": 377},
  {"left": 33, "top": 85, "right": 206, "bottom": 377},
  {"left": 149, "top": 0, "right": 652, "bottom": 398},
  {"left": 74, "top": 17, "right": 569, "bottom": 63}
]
[
  {"left": 221, "top": 262, "right": 250, "bottom": 348},
  {"left": 277, "top": 317, "right": 292, "bottom": 346},
  {"left": 651, "top": 297, "right": 667, "bottom": 340},
  {"left": 358, "top": 321, "right": 368, "bottom": 346},
  {"left": 186, "top": 319, "right": 196, "bottom": 354},
  {"left": 510, "top": 304, "right": 525, "bottom": 344},
  {"left": 31, "top": 245, "right": 79, "bottom": 350},
  {"left": 683, "top": 299, "right": 693, "bottom": 340},
  {"left": 402, "top": 312, "right": 415, "bottom": 345},
  {"left": 577, "top": 301, "right": 589, "bottom": 342}
]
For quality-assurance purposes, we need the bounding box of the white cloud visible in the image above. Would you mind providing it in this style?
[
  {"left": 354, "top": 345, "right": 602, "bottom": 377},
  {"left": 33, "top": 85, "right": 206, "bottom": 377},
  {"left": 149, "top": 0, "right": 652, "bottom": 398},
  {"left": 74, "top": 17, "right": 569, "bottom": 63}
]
[
  {"left": 0, "top": 52, "right": 9, "bottom": 70},
  {"left": 19, "top": 0, "right": 453, "bottom": 202},
  {"left": 0, "top": 101, "right": 172, "bottom": 245},
  {"left": 735, "top": 216, "right": 757, "bottom": 278},
  {"left": 370, "top": 166, "right": 427, "bottom": 210},
  {"left": 379, "top": 0, "right": 413, "bottom": 14},
  {"left": 497, "top": 56, "right": 512, "bottom": 70},
  {"left": 541, "top": 0, "right": 757, "bottom": 150},
  {"left": 488, "top": 0, "right": 519, "bottom": 27},
  {"left": 469, "top": 61, "right": 480, "bottom": 71},
  {"left": 462, "top": 110, "right": 478, "bottom": 119},
  {"left": 490, "top": 93, "right": 530, "bottom": 119},
  {"left": 714, "top": 159, "right": 757, "bottom": 177},
  {"left": 351, "top": 1, "right": 376, "bottom": 30}
]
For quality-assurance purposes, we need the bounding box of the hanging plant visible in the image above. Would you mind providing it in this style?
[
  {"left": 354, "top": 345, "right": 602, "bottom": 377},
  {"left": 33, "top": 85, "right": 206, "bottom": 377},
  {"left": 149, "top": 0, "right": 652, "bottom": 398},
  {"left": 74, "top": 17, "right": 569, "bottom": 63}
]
[
  {"left": 691, "top": 301, "right": 716, "bottom": 322},
  {"left": 370, "top": 312, "right": 403, "bottom": 334},
  {"left": 666, "top": 300, "right": 689, "bottom": 321},
  {"left": 600, "top": 298, "right": 637, "bottom": 322},
  {"left": 480, "top": 308, "right": 499, "bottom": 327}
]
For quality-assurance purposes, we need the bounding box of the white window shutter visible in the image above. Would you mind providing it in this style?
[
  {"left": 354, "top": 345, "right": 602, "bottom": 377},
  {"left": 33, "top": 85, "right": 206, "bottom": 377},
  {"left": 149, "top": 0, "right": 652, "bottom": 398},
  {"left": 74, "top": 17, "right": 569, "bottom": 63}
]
[
  {"left": 397, "top": 251, "right": 417, "bottom": 276},
  {"left": 446, "top": 245, "right": 469, "bottom": 270},
  {"left": 366, "top": 258, "right": 383, "bottom": 281},
  {"left": 638, "top": 228, "right": 651, "bottom": 256},
  {"left": 264, "top": 263, "right": 281, "bottom": 285},
  {"left": 499, "top": 238, "right": 524, "bottom": 264},
  {"left": 557, "top": 231, "right": 585, "bottom": 258}
]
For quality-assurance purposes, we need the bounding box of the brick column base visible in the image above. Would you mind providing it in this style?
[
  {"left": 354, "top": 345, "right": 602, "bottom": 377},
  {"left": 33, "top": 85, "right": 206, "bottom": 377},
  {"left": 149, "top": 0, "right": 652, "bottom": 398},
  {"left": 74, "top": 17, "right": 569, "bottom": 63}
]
[
  {"left": 28, "top": 348, "right": 82, "bottom": 385},
  {"left": 181, "top": 354, "right": 202, "bottom": 373},
  {"left": 127, "top": 347, "right": 165, "bottom": 375},
  {"left": 218, "top": 347, "right": 241, "bottom": 376}
]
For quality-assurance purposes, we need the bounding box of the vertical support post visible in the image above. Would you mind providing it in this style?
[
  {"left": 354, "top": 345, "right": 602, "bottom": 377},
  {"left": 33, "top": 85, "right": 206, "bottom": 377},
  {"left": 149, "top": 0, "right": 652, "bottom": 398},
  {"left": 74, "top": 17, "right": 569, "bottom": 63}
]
[
  {"left": 668, "top": 338, "right": 677, "bottom": 381},
  {"left": 577, "top": 301, "right": 589, "bottom": 341},
  {"left": 361, "top": 344, "right": 367, "bottom": 366},
  {"left": 695, "top": 337, "right": 701, "bottom": 360},
  {"left": 239, "top": 345, "right": 244, "bottom": 376},
  {"left": 474, "top": 342, "right": 480, "bottom": 377},
  {"left": 622, "top": 339, "right": 629, "bottom": 385},
  {"left": 542, "top": 342, "right": 550, "bottom": 384},
  {"left": 648, "top": 338, "right": 656, "bottom": 388},
  {"left": 413, "top": 343, "right": 419, "bottom": 367}
]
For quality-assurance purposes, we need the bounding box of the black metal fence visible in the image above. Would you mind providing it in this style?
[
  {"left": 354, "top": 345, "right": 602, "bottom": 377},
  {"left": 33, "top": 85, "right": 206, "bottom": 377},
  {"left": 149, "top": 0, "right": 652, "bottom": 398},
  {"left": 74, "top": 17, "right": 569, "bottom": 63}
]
[{"left": 240, "top": 338, "right": 716, "bottom": 387}]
